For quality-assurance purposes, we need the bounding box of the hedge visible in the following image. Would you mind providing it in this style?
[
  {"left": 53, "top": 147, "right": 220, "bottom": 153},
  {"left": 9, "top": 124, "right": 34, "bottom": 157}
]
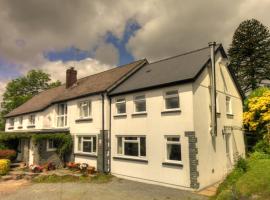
[{"left": 0, "top": 159, "right": 10, "bottom": 175}]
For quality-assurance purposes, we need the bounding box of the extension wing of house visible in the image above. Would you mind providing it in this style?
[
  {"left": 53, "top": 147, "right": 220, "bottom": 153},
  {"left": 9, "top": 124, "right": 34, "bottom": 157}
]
[
  {"left": 4, "top": 43, "right": 245, "bottom": 191},
  {"left": 4, "top": 59, "right": 147, "bottom": 171},
  {"left": 108, "top": 43, "right": 245, "bottom": 190}
]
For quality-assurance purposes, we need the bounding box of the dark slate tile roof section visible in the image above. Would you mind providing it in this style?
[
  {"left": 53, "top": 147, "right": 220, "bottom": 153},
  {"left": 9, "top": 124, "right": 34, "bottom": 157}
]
[
  {"left": 5, "top": 59, "right": 147, "bottom": 117},
  {"left": 109, "top": 46, "right": 212, "bottom": 95}
]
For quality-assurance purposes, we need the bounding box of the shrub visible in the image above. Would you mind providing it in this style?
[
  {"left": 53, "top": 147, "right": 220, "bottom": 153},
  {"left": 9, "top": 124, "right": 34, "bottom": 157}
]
[
  {"left": 0, "top": 149, "right": 17, "bottom": 160},
  {"left": 235, "top": 157, "right": 248, "bottom": 172},
  {"left": 0, "top": 159, "right": 10, "bottom": 175},
  {"left": 253, "top": 140, "right": 270, "bottom": 154},
  {"left": 249, "top": 151, "right": 270, "bottom": 161}
]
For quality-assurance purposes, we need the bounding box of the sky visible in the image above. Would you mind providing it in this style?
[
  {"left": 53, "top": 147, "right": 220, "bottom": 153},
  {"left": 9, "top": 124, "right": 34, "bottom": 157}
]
[{"left": 0, "top": 0, "right": 270, "bottom": 102}]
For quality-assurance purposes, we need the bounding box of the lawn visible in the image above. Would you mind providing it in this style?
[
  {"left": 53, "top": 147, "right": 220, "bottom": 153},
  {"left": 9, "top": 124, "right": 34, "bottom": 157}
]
[{"left": 214, "top": 153, "right": 270, "bottom": 200}]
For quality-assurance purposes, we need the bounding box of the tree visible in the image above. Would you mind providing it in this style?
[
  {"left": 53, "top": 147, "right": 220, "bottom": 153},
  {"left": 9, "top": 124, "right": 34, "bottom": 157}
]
[
  {"left": 0, "top": 70, "right": 61, "bottom": 130},
  {"left": 243, "top": 87, "right": 270, "bottom": 139},
  {"left": 228, "top": 19, "right": 270, "bottom": 94}
]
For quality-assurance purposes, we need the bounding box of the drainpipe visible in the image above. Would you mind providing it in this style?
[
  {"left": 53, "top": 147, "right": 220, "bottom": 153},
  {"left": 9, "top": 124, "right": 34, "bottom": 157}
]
[
  {"left": 101, "top": 93, "right": 105, "bottom": 172},
  {"left": 209, "top": 42, "right": 217, "bottom": 136}
]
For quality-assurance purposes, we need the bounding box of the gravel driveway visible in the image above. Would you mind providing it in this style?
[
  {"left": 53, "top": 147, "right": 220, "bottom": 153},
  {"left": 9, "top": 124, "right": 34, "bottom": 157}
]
[{"left": 0, "top": 178, "right": 207, "bottom": 200}]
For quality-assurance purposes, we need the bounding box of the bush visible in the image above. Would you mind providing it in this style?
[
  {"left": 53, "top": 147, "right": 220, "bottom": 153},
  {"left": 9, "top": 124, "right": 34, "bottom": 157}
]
[
  {"left": 235, "top": 157, "right": 248, "bottom": 172},
  {"left": 0, "top": 149, "right": 17, "bottom": 160},
  {"left": 253, "top": 140, "right": 270, "bottom": 154},
  {"left": 249, "top": 151, "right": 270, "bottom": 161},
  {"left": 0, "top": 159, "right": 10, "bottom": 175}
]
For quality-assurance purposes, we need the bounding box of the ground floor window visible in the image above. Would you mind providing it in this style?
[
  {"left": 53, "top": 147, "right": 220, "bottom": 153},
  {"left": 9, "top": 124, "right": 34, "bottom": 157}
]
[
  {"left": 117, "top": 136, "right": 146, "bottom": 157},
  {"left": 77, "top": 136, "right": 97, "bottom": 154},
  {"left": 165, "top": 136, "right": 181, "bottom": 162},
  {"left": 47, "top": 139, "right": 57, "bottom": 151}
]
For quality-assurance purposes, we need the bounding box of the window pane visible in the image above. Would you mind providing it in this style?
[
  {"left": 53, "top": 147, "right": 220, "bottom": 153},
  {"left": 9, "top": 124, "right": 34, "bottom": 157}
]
[
  {"left": 83, "top": 141, "right": 92, "bottom": 153},
  {"left": 135, "top": 95, "right": 145, "bottom": 100},
  {"left": 125, "top": 137, "right": 137, "bottom": 140},
  {"left": 167, "top": 137, "right": 180, "bottom": 142},
  {"left": 140, "top": 137, "right": 146, "bottom": 156},
  {"left": 166, "top": 90, "right": 178, "bottom": 96},
  {"left": 135, "top": 100, "right": 146, "bottom": 112},
  {"left": 167, "top": 144, "right": 181, "bottom": 161},
  {"left": 117, "top": 137, "right": 122, "bottom": 154},
  {"left": 116, "top": 98, "right": 125, "bottom": 102},
  {"left": 117, "top": 103, "right": 126, "bottom": 114},
  {"left": 93, "top": 136, "right": 96, "bottom": 152},
  {"left": 124, "top": 142, "right": 138, "bottom": 156},
  {"left": 78, "top": 137, "right": 81, "bottom": 151},
  {"left": 166, "top": 97, "right": 179, "bottom": 109}
]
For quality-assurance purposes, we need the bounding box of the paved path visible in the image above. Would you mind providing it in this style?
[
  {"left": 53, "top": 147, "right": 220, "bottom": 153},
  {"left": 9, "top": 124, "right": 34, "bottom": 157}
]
[{"left": 0, "top": 178, "right": 207, "bottom": 200}]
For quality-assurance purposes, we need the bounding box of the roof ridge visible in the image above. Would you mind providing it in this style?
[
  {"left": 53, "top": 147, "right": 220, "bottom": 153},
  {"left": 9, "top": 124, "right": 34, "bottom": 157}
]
[{"left": 149, "top": 46, "right": 210, "bottom": 65}]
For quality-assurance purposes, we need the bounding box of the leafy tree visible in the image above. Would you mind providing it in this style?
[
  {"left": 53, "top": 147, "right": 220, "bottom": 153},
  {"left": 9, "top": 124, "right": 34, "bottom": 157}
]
[
  {"left": 0, "top": 70, "right": 61, "bottom": 130},
  {"left": 228, "top": 19, "right": 270, "bottom": 94},
  {"left": 243, "top": 87, "right": 270, "bottom": 138}
]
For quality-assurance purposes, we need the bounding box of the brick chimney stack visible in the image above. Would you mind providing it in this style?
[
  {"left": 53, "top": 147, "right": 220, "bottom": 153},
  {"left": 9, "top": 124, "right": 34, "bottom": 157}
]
[{"left": 66, "top": 67, "right": 77, "bottom": 88}]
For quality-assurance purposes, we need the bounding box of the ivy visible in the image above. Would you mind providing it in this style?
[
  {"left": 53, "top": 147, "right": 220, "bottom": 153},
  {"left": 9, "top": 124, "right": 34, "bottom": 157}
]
[{"left": 0, "top": 132, "right": 73, "bottom": 158}]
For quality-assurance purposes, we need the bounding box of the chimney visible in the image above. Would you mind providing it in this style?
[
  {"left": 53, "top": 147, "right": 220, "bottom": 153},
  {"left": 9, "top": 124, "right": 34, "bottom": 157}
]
[
  {"left": 66, "top": 67, "right": 77, "bottom": 88},
  {"left": 209, "top": 42, "right": 217, "bottom": 136}
]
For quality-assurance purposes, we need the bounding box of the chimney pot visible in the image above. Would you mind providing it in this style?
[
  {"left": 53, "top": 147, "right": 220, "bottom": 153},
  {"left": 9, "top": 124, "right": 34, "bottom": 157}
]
[{"left": 66, "top": 67, "right": 77, "bottom": 88}]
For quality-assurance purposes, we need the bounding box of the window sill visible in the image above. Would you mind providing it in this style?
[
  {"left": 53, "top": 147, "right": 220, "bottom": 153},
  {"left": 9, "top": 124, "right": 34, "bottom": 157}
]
[
  {"left": 113, "top": 114, "right": 127, "bottom": 118},
  {"left": 27, "top": 125, "right": 35, "bottom": 129},
  {"left": 8, "top": 127, "right": 14, "bottom": 130},
  {"left": 226, "top": 113, "right": 234, "bottom": 117},
  {"left": 162, "top": 162, "right": 183, "bottom": 167},
  {"left": 75, "top": 118, "right": 93, "bottom": 123},
  {"left": 161, "top": 109, "right": 181, "bottom": 114},
  {"left": 74, "top": 153, "right": 97, "bottom": 158},
  {"left": 131, "top": 112, "right": 147, "bottom": 117},
  {"left": 17, "top": 126, "right": 23, "bottom": 129},
  {"left": 113, "top": 156, "right": 148, "bottom": 163}
]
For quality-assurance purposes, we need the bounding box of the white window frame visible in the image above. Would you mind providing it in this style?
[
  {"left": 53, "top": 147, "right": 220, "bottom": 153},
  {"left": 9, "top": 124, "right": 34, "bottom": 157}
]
[
  {"left": 164, "top": 136, "right": 182, "bottom": 164},
  {"left": 47, "top": 139, "right": 57, "bottom": 151},
  {"left": 76, "top": 135, "right": 97, "bottom": 155},
  {"left": 78, "top": 100, "right": 91, "bottom": 119},
  {"left": 163, "top": 90, "right": 180, "bottom": 111},
  {"left": 28, "top": 115, "right": 35, "bottom": 125},
  {"left": 116, "top": 136, "right": 146, "bottom": 159},
  {"left": 226, "top": 96, "right": 233, "bottom": 115},
  {"left": 115, "top": 98, "right": 126, "bottom": 115},
  {"left": 9, "top": 118, "right": 15, "bottom": 127},
  {"left": 56, "top": 103, "right": 67, "bottom": 127},
  {"left": 133, "top": 95, "right": 146, "bottom": 113}
]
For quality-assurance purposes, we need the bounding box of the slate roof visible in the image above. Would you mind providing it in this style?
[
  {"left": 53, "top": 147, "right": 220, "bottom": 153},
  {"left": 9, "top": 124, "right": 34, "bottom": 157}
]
[
  {"left": 5, "top": 59, "right": 147, "bottom": 117},
  {"left": 109, "top": 46, "right": 214, "bottom": 95}
]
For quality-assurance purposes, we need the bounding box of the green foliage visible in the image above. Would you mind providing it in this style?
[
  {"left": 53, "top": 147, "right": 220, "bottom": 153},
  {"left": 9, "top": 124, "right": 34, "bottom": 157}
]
[
  {"left": 228, "top": 19, "right": 270, "bottom": 94},
  {"left": 0, "top": 70, "right": 61, "bottom": 131},
  {"left": 235, "top": 157, "right": 248, "bottom": 172},
  {"left": 253, "top": 140, "right": 270, "bottom": 154}
]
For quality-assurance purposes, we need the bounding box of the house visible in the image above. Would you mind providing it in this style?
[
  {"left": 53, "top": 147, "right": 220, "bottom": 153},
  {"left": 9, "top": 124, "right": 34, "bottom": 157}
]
[
  {"left": 4, "top": 42, "right": 245, "bottom": 190},
  {"left": 4, "top": 59, "right": 147, "bottom": 170},
  {"left": 108, "top": 43, "right": 245, "bottom": 190}
]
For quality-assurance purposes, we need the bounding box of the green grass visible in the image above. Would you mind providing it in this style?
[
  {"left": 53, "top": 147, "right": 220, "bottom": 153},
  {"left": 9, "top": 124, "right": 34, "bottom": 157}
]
[
  {"left": 214, "top": 153, "right": 270, "bottom": 200},
  {"left": 32, "top": 173, "right": 113, "bottom": 184}
]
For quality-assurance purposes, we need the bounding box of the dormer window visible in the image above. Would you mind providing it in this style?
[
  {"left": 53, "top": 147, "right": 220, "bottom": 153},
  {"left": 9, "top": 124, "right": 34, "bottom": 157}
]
[
  {"left": 9, "top": 118, "right": 15, "bottom": 127},
  {"left": 57, "top": 103, "right": 67, "bottom": 127},
  {"left": 29, "top": 115, "right": 35, "bottom": 125},
  {"left": 78, "top": 100, "right": 91, "bottom": 119}
]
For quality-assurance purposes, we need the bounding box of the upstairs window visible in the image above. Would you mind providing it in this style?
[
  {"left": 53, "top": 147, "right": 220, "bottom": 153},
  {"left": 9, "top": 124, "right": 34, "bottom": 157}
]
[
  {"left": 9, "top": 118, "right": 15, "bottom": 127},
  {"left": 79, "top": 100, "right": 91, "bottom": 119},
  {"left": 165, "top": 136, "right": 181, "bottom": 162},
  {"left": 57, "top": 103, "right": 67, "bottom": 127},
  {"left": 18, "top": 116, "right": 23, "bottom": 126},
  {"left": 116, "top": 98, "right": 126, "bottom": 114},
  {"left": 134, "top": 95, "right": 146, "bottom": 113},
  {"left": 117, "top": 136, "right": 146, "bottom": 157},
  {"left": 164, "top": 90, "right": 180, "bottom": 110},
  {"left": 28, "top": 115, "right": 35, "bottom": 125},
  {"left": 77, "top": 136, "right": 97, "bottom": 154},
  {"left": 226, "top": 96, "right": 232, "bottom": 115}
]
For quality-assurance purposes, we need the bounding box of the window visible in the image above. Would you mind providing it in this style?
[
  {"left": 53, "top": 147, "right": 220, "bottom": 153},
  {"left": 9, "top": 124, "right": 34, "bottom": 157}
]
[
  {"left": 226, "top": 96, "right": 232, "bottom": 114},
  {"left": 18, "top": 116, "right": 23, "bottom": 126},
  {"left": 116, "top": 98, "right": 126, "bottom": 114},
  {"left": 134, "top": 95, "right": 146, "bottom": 113},
  {"left": 29, "top": 115, "right": 35, "bottom": 125},
  {"left": 9, "top": 118, "right": 15, "bottom": 127},
  {"left": 165, "top": 136, "right": 181, "bottom": 162},
  {"left": 47, "top": 139, "right": 57, "bottom": 151},
  {"left": 57, "top": 103, "right": 67, "bottom": 127},
  {"left": 77, "top": 136, "right": 97, "bottom": 154},
  {"left": 216, "top": 93, "right": 220, "bottom": 113},
  {"left": 164, "top": 90, "right": 180, "bottom": 110},
  {"left": 78, "top": 100, "right": 91, "bottom": 118},
  {"left": 117, "top": 136, "right": 146, "bottom": 157}
]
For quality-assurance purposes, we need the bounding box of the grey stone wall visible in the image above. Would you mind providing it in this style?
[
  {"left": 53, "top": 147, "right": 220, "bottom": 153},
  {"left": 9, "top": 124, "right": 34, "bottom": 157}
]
[
  {"left": 97, "top": 130, "right": 109, "bottom": 173},
  {"left": 185, "top": 131, "right": 200, "bottom": 189}
]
